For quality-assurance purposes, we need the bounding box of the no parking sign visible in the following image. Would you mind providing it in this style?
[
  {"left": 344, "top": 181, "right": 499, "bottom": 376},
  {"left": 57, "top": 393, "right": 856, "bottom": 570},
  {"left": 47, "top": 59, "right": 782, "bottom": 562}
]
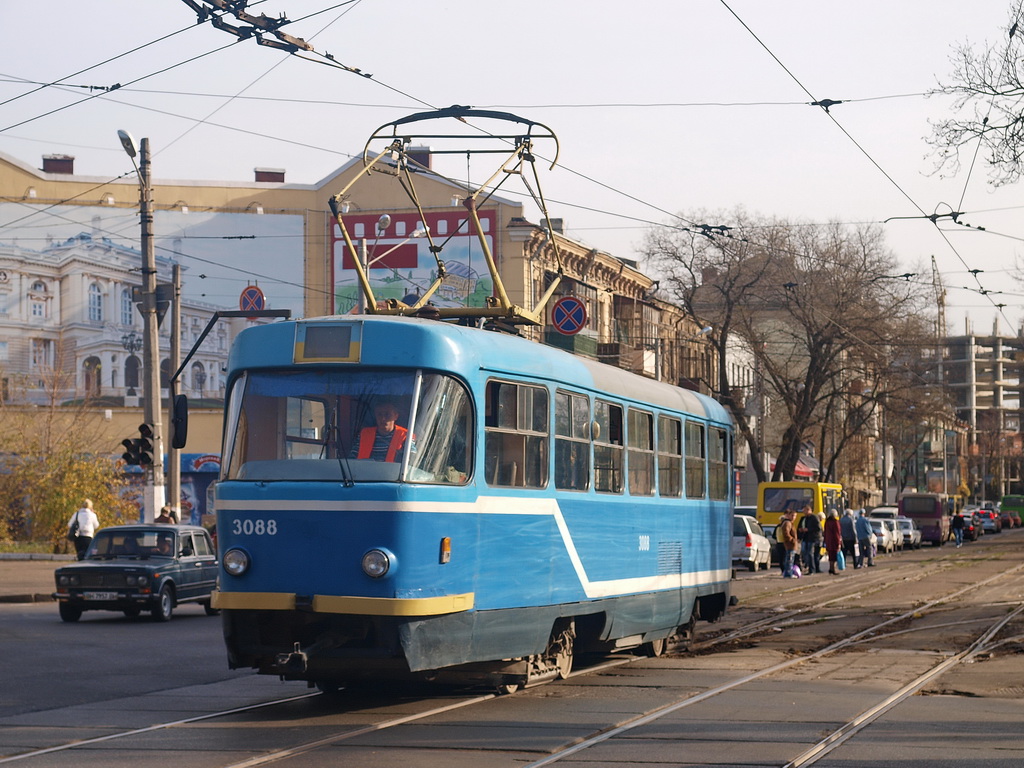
[{"left": 551, "top": 296, "right": 588, "bottom": 336}]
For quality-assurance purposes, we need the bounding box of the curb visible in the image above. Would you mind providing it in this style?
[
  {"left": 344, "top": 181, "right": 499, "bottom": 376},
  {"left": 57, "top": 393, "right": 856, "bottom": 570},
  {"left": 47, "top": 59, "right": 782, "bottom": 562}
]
[
  {"left": 0, "top": 594, "right": 54, "bottom": 604},
  {"left": 0, "top": 554, "right": 76, "bottom": 561}
]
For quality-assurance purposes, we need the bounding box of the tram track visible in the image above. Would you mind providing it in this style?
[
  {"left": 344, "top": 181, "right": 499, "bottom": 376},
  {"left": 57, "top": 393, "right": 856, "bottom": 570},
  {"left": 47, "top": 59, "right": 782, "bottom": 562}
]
[{"left": 4, "top": 549, "right": 1020, "bottom": 767}]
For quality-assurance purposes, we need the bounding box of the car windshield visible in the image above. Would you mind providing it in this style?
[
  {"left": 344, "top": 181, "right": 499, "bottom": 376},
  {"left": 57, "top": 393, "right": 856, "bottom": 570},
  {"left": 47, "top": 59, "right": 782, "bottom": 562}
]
[
  {"left": 88, "top": 530, "right": 175, "bottom": 560},
  {"left": 223, "top": 368, "right": 473, "bottom": 485}
]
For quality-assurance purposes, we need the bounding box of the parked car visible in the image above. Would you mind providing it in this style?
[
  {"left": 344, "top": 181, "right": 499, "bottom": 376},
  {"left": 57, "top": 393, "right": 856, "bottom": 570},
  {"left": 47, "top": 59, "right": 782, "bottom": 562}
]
[
  {"left": 868, "top": 518, "right": 897, "bottom": 554},
  {"left": 999, "top": 507, "right": 1020, "bottom": 529},
  {"left": 53, "top": 525, "right": 219, "bottom": 622},
  {"left": 895, "top": 516, "right": 922, "bottom": 549},
  {"left": 869, "top": 506, "right": 900, "bottom": 519},
  {"left": 977, "top": 510, "right": 1003, "bottom": 534},
  {"left": 733, "top": 514, "right": 772, "bottom": 572}
]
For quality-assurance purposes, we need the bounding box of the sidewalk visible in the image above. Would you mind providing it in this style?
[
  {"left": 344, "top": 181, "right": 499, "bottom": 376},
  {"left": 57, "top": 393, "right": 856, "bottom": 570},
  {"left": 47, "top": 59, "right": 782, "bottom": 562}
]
[{"left": 0, "top": 554, "right": 73, "bottom": 603}]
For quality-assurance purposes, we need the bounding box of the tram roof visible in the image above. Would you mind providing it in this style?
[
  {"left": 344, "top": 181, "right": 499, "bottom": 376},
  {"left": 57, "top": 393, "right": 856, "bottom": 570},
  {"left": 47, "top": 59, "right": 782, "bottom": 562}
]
[{"left": 228, "top": 315, "right": 730, "bottom": 424}]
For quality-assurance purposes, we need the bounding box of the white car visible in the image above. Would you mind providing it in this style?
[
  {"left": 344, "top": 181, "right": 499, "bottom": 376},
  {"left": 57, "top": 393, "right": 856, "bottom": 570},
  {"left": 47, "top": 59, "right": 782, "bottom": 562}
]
[
  {"left": 895, "top": 516, "right": 922, "bottom": 549},
  {"left": 870, "top": 506, "right": 900, "bottom": 519},
  {"left": 868, "top": 518, "right": 897, "bottom": 554},
  {"left": 733, "top": 514, "right": 772, "bottom": 572}
]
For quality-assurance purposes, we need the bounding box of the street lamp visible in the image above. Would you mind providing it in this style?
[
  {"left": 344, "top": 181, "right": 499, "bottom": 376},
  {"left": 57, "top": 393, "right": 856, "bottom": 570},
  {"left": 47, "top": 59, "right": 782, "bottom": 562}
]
[
  {"left": 120, "top": 331, "right": 141, "bottom": 396},
  {"left": 118, "top": 130, "right": 165, "bottom": 522}
]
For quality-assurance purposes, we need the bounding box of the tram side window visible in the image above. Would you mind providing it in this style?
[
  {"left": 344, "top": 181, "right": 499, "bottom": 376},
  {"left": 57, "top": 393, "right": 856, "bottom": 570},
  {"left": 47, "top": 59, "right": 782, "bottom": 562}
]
[
  {"left": 407, "top": 374, "right": 473, "bottom": 485},
  {"left": 685, "top": 420, "right": 706, "bottom": 499},
  {"left": 555, "top": 391, "right": 590, "bottom": 491},
  {"left": 627, "top": 409, "right": 654, "bottom": 496},
  {"left": 484, "top": 380, "right": 549, "bottom": 488},
  {"left": 658, "top": 415, "right": 682, "bottom": 498},
  {"left": 594, "top": 400, "right": 624, "bottom": 493},
  {"left": 708, "top": 426, "right": 728, "bottom": 500}
]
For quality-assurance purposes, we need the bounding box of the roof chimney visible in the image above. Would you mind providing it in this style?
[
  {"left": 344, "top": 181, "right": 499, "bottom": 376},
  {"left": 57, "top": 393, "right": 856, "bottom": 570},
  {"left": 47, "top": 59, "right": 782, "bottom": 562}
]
[
  {"left": 407, "top": 146, "right": 432, "bottom": 170},
  {"left": 254, "top": 167, "right": 285, "bottom": 183},
  {"left": 42, "top": 154, "right": 75, "bottom": 174}
]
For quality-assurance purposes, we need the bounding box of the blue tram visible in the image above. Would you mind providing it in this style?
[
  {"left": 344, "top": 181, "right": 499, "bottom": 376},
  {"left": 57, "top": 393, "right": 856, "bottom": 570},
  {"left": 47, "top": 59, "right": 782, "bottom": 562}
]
[{"left": 212, "top": 315, "right": 733, "bottom": 690}]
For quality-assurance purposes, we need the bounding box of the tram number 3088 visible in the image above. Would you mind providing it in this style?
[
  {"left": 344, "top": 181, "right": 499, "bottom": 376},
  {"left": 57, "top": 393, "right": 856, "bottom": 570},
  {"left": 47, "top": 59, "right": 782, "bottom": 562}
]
[{"left": 231, "top": 519, "right": 278, "bottom": 536}]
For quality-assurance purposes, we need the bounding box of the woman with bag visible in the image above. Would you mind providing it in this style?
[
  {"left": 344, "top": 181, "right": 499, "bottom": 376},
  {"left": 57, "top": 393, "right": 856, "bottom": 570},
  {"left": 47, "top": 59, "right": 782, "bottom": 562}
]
[
  {"left": 824, "top": 509, "right": 843, "bottom": 575},
  {"left": 67, "top": 499, "right": 100, "bottom": 560}
]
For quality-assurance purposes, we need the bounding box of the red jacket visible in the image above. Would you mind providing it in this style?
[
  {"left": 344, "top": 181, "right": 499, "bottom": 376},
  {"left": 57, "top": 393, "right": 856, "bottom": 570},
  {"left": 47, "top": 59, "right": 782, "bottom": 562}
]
[{"left": 356, "top": 425, "right": 409, "bottom": 463}]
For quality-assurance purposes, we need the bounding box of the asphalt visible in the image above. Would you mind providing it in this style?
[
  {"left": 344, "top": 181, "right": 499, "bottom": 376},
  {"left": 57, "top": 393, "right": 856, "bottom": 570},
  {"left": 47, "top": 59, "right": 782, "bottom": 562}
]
[{"left": 0, "top": 554, "right": 74, "bottom": 603}]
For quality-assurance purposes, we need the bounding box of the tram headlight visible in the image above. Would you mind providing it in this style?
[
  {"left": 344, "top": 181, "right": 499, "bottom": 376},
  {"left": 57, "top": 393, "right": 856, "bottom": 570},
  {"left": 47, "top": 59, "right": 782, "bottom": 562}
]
[
  {"left": 361, "top": 549, "right": 391, "bottom": 579},
  {"left": 223, "top": 548, "right": 251, "bottom": 577}
]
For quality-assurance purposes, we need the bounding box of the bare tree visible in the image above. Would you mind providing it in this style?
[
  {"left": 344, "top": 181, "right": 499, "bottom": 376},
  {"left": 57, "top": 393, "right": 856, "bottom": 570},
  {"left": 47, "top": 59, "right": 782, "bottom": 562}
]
[
  {"left": 928, "top": 8, "right": 1024, "bottom": 186},
  {"left": 645, "top": 214, "right": 930, "bottom": 484},
  {"left": 643, "top": 210, "right": 785, "bottom": 482}
]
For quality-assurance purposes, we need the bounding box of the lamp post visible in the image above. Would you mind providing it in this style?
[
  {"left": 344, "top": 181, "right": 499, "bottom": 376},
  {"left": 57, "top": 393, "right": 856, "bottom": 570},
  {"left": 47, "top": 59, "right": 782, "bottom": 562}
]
[
  {"left": 120, "top": 331, "right": 141, "bottom": 396},
  {"left": 118, "top": 130, "right": 165, "bottom": 522}
]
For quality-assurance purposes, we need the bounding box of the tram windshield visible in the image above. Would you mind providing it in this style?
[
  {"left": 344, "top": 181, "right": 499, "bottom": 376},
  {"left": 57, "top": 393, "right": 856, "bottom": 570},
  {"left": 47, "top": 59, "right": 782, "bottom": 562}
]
[{"left": 223, "top": 369, "right": 472, "bottom": 485}]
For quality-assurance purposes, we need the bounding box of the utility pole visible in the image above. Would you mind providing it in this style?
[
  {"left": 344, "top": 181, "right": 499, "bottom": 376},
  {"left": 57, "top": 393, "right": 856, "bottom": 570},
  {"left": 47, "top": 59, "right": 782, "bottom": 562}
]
[
  {"left": 119, "top": 131, "right": 165, "bottom": 522},
  {"left": 167, "top": 262, "right": 181, "bottom": 520}
]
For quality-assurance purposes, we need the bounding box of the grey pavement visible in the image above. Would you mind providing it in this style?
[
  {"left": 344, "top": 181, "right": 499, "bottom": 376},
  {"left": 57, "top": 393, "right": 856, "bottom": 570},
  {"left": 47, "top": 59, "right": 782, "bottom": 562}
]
[{"left": 0, "top": 554, "right": 73, "bottom": 603}]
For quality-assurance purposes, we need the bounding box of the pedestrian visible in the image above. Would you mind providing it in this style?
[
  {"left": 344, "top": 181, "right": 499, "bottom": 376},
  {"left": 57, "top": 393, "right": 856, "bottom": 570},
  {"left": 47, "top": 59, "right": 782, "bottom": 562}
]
[
  {"left": 779, "top": 510, "right": 799, "bottom": 578},
  {"left": 155, "top": 505, "right": 175, "bottom": 524},
  {"left": 773, "top": 521, "right": 788, "bottom": 573},
  {"left": 840, "top": 509, "right": 857, "bottom": 561},
  {"left": 797, "top": 503, "right": 823, "bottom": 573},
  {"left": 854, "top": 509, "right": 875, "bottom": 568},
  {"left": 824, "top": 509, "right": 843, "bottom": 575},
  {"left": 951, "top": 510, "right": 965, "bottom": 548},
  {"left": 67, "top": 499, "right": 100, "bottom": 561}
]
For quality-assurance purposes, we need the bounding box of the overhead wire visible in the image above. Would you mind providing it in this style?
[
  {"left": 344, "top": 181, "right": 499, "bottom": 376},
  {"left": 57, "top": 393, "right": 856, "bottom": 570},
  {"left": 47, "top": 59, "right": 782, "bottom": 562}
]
[{"left": 717, "top": 0, "right": 1014, "bottom": 328}]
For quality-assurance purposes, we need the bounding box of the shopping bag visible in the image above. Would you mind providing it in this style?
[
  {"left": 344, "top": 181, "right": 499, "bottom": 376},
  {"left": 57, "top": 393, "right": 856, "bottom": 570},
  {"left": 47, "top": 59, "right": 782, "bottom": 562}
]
[{"left": 836, "top": 550, "right": 846, "bottom": 571}]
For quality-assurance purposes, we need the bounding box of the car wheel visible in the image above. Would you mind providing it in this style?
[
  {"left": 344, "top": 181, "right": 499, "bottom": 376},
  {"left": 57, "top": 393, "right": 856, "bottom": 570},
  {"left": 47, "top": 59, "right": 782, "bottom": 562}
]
[
  {"left": 151, "top": 585, "right": 174, "bottom": 622},
  {"left": 202, "top": 600, "right": 219, "bottom": 616},
  {"left": 748, "top": 559, "right": 758, "bottom": 572},
  {"left": 59, "top": 603, "right": 82, "bottom": 623}
]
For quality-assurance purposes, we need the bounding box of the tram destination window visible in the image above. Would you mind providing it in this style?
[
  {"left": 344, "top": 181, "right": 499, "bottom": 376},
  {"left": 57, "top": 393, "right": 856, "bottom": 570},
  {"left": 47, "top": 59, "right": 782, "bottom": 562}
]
[
  {"left": 627, "top": 409, "right": 655, "bottom": 496},
  {"left": 684, "top": 420, "right": 706, "bottom": 499},
  {"left": 484, "top": 380, "right": 549, "bottom": 488},
  {"left": 594, "top": 400, "right": 624, "bottom": 494},
  {"left": 555, "top": 391, "right": 590, "bottom": 491},
  {"left": 657, "top": 415, "right": 682, "bottom": 498}
]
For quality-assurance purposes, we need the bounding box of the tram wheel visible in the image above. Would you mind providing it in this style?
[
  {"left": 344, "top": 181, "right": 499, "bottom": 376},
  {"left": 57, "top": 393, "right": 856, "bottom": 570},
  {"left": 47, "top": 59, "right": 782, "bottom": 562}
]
[
  {"left": 643, "top": 637, "right": 666, "bottom": 657},
  {"left": 495, "top": 682, "right": 521, "bottom": 695}
]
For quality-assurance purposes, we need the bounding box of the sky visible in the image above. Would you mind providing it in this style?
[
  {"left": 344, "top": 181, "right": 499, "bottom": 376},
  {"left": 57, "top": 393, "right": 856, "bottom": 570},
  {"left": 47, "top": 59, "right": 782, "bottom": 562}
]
[{"left": 2, "top": 0, "right": 1023, "bottom": 335}]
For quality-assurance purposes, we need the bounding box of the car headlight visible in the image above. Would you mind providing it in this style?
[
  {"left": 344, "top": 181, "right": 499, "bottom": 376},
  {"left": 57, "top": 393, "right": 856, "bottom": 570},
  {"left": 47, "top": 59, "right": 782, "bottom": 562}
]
[
  {"left": 125, "top": 574, "right": 147, "bottom": 587},
  {"left": 223, "top": 548, "right": 250, "bottom": 576},
  {"left": 361, "top": 549, "right": 391, "bottom": 578}
]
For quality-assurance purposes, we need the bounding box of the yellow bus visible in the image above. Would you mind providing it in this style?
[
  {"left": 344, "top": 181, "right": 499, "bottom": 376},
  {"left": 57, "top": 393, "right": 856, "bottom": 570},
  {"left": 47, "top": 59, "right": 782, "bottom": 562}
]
[{"left": 755, "top": 481, "right": 845, "bottom": 528}]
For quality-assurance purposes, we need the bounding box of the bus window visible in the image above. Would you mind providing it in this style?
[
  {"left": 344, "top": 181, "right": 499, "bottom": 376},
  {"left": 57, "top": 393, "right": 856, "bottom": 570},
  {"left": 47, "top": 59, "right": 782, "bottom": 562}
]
[
  {"left": 657, "top": 415, "right": 682, "bottom": 498},
  {"left": 685, "top": 420, "right": 706, "bottom": 499},
  {"left": 627, "top": 409, "right": 654, "bottom": 496},
  {"left": 555, "top": 391, "right": 590, "bottom": 491},
  {"left": 708, "top": 426, "right": 729, "bottom": 501},
  {"left": 484, "top": 380, "right": 549, "bottom": 488},
  {"left": 594, "top": 400, "right": 624, "bottom": 493}
]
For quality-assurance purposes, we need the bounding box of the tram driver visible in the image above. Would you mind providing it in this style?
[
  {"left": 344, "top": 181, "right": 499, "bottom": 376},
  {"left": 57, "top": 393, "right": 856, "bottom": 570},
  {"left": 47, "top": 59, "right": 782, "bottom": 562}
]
[{"left": 352, "top": 400, "right": 411, "bottom": 462}]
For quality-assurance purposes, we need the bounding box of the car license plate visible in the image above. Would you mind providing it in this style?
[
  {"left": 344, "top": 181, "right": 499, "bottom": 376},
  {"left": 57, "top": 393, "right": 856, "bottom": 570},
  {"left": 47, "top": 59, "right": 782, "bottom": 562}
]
[{"left": 83, "top": 591, "right": 118, "bottom": 601}]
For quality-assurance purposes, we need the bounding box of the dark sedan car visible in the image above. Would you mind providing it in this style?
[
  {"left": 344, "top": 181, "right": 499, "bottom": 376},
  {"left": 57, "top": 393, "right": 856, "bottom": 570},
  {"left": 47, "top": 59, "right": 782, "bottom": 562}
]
[{"left": 53, "top": 525, "right": 218, "bottom": 622}]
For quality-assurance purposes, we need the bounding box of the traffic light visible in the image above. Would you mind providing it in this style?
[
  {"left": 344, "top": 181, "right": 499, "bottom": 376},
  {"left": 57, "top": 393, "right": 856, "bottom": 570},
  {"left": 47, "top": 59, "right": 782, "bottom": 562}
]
[
  {"left": 136, "top": 423, "right": 154, "bottom": 466},
  {"left": 121, "top": 437, "right": 141, "bottom": 466}
]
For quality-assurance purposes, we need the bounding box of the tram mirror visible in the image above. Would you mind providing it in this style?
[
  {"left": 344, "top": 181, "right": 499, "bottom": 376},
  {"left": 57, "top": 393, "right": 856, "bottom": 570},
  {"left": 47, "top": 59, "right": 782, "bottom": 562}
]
[{"left": 590, "top": 420, "right": 601, "bottom": 441}]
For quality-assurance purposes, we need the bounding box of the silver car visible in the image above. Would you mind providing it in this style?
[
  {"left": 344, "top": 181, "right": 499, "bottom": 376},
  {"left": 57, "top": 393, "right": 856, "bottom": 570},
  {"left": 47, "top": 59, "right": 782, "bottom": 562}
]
[
  {"left": 868, "top": 518, "right": 897, "bottom": 554},
  {"left": 895, "top": 516, "right": 922, "bottom": 549},
  {"left": 733, "top": 514, "right": 772, "bottom": 572}
]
